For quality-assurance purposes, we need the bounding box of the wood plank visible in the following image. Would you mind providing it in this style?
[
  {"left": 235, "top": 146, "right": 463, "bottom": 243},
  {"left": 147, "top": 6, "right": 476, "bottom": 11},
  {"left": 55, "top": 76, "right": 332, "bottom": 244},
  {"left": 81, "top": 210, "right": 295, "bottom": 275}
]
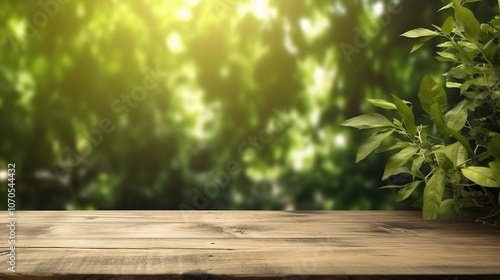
[
  {"left": 9, "top": 210, "right": 427, "bottom": 223},
  {"left": 0, "top": 211, "right": 499, "bottom": 279}
]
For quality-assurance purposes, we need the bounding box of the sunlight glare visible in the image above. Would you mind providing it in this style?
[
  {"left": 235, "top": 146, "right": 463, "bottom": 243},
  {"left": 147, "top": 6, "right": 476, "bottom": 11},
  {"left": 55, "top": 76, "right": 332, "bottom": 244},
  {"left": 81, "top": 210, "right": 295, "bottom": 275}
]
[
  {"left": 300, "top": 14, "right": 330, "bottom": 41},
  {"left": 177, "top": 8, "right": 192, "bottom": 20},
  {"left": 253, "top": 1, "right": 269, "bottom": 20},
  {"left": 185, "top": 0, "right": 199, "bottom": 6},
  {"left": 166, "top": 32, "right": 184, "bottom": 53},
  {"left": 373, "top": 1, "right": 384, "bottom": 16},
  {"left": 334, "top": 134, "right": 346, "bottom": 148}
]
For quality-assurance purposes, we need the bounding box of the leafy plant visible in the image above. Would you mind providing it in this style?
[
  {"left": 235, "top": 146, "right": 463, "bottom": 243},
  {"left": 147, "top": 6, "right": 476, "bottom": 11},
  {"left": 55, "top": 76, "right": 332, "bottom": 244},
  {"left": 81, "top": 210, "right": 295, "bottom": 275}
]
[{"left": 342, "top": 0, "right": 500, "bottom": 225}]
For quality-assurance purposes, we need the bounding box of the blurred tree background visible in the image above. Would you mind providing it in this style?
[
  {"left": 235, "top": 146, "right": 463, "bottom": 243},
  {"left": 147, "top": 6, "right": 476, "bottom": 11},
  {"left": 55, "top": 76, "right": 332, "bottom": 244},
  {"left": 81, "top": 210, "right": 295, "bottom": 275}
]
[{"left": 0, "top": 0, "right": 495, "bottom": 210}]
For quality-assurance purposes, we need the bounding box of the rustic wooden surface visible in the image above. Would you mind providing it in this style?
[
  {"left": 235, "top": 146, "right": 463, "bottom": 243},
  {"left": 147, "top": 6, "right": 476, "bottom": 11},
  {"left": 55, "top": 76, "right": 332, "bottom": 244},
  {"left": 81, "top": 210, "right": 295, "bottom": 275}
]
[{"left": 1, "top": 211, "right": 499, "bottom": 280}]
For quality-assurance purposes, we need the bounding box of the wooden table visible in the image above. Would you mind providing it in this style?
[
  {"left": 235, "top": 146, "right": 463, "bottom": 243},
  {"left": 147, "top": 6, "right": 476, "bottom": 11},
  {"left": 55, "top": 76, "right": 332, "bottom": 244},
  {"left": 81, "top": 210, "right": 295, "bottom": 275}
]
[{"left": 1, "top": 211, "right": 499, "bottom": 279}]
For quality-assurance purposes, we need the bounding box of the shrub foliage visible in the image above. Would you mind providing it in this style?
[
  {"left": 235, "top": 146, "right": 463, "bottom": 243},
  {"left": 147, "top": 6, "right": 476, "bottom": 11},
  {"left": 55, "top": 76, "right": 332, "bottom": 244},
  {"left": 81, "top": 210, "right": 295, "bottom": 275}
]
[{"left": 342, "top": 0, "right": 500, "bottom": 225}]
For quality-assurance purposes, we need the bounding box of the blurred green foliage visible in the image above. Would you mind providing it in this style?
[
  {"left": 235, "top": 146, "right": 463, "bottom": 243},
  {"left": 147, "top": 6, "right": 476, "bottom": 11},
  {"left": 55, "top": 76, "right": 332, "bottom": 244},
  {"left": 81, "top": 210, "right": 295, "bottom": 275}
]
[{"left": 0, "top": 0, "right": 494, "bottom": 210}]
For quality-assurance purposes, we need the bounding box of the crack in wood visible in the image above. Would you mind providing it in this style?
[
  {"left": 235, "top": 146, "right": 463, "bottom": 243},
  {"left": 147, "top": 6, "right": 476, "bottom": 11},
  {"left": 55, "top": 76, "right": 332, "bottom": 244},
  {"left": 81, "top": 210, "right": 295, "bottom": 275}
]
[{"left": 372, "top": 222, "right": 418, "bottom": 236}]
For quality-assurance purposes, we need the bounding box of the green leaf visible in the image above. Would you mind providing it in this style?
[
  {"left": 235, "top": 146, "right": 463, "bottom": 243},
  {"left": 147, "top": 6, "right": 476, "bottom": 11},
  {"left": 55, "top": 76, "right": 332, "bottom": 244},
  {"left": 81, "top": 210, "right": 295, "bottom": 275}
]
[
  {"left": 396, "top": 181, "right": 422, "bottom": 202},
  {"left": 367, "top": 98, "right": 397, "bottom": 110},
  {"left": 429, "top": 102, "right": 447, "bottom": 130},
  {"left": 410, "top": 36, "right": 437, "bottom": 53},
  {"left": 447, "top": 66, "right": 475, "bottom": 79},
  {"left": 448, "top": 169, "right": 464, "bottom": 184},
  {"left": 445, "top": 100, "right": 468, "bottom": 132},
  {"left": 356, "top": 130, "right": 394, "bottom": 163},
  {"left": 461, "top": 166, "right": 499, "bottom": 187},
  {"left": 438, "top": 2, "right": 453, "bottom": 12},
  {"left": 453, "top": 0, "right": 480, "bottom": 41},
  {"left": 459, "top": 79, "right": 474, "bottom": 93},
  {"left": 446, "top": 127, "right": 474, "bottom": 156},
  {"left": 456, "top": 143, "right": 469, "bottom": 168},
  {"left": 429, "top": 102, "right": 473, "bottom": 155},
  {"left": 392, "top": 94, "right": 417, "bottom": 137},
  {"left": 378, "top": 185, "right": 405, "bottom": 189},
  {"left": 423, "top": 168, "right": 446, "bottom": 219},
  {"left": 340, "top": 113, "right": 395, "bottom": 130},
  {"left": 446, "top": 81, "right": 462, "bottom": 88},
  {"left": 437, "top": 199, "right": 455, "bottom": 219},
  {"left": 382, "top": 146, "right": 419, "bottom": 180},
  {"left": 438, "top": 156, "right": 455, "bottom": 171},
  {"left": 436, "top": 51, "right": 459, "bottom": 63},
  {"left": 434, "top": 142, "right": 468, "bottom": 168},
  {"left": 453, "top": 42, "right": 474, "bottom": 64},
  {"left": 375, "top": 141, "right": 410, "bottom": 153},
  {"left": 400, "top": 28, "right": 439, "bottom": 38},
  {"left": 411, "top": 156, "right": 425, "bottom": 178},
  {"left": 441, "top": 16, "right": 455, "bottom": 36},
  {"left": 457, "top": 41, "right": 478, "bottom": 51},
  {"left": 488, "top": 160, "right": 500, "bottom": 188},
  {"left": 482, "top": 38, "right": 496, "bottom": 62},
  {"left": 470, "top": 77, "right": 497, "bottom": 87},
  {"left": 418, "top": 75, "right": 448, "bottom": 116},
  {"left": 437, "top": 41, "right": 454, "bottom": 48}
]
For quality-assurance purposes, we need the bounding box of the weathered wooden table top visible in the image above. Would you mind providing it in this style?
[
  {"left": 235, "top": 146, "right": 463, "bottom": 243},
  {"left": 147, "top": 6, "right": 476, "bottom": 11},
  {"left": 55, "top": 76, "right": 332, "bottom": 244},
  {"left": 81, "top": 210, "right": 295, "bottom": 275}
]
[{"left": 1, "top": 211, "right": 500, "bottom": 279}]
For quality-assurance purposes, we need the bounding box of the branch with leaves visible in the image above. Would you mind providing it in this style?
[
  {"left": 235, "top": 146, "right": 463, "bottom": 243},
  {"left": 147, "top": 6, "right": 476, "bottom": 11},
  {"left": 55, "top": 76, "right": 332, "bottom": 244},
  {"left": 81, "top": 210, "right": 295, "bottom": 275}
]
[{"left": 341, "top": 0, "right": 500, "bottom": 225}]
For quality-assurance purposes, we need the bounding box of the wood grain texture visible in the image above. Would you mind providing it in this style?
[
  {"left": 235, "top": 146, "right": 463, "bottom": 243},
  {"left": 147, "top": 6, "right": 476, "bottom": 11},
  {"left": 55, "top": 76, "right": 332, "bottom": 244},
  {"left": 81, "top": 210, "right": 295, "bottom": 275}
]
[{"left": 0, "top": 211, "right": 499, "bottom": 280}]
